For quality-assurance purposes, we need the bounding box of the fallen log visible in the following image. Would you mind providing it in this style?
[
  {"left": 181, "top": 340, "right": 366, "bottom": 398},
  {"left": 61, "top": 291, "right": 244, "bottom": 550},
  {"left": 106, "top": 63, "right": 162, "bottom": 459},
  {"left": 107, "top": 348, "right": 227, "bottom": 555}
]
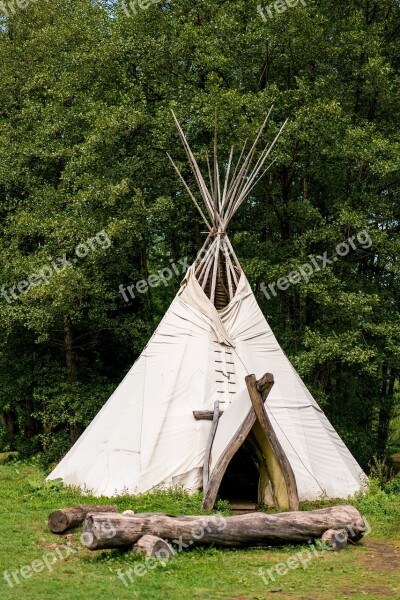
[
  {"left": 48, "top": 504, "right": 118, "bottom": 533},
  {"left": 83, "top": 505, "right": 366, "bottom": 551}
]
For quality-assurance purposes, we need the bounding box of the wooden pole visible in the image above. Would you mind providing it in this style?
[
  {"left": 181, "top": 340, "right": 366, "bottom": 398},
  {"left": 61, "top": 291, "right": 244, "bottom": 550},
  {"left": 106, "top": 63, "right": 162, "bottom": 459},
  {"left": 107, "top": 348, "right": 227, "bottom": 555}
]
[
  {"left": 223, "top": 240, "right": 239, "bottom": 287},
  {"left": 222, "top": 242, "right": 234, "bottom": 300},
  {"left": 167, "top": 153, "right": 212, "bottom": 229},
  {"left": 246, "top": 374, "right": 299, "bottom": 511},
  {"left": 221, "top": 138, "right": 247, "bottom": 216},
  {"left": 202, "top": 401, "right": 220, "bottom": 489},
  {"left": 210, "top": 236, "right": 221, "bottom": 305},
  {"left": 226, "top": 118, "right": 288, "bottom": 224},
  {"left": 195, "top": 231, "right": 213, "bottom": 269},
  {"left": 221, "top": 145, "right": 234, "bottom": 212},
  {"left": 224, "top": 235, "right": 242, "bottom": 271},
  {"left": 223, "top": 107, "right": 274, "bottom": 224},
  {"left": 171, "top": 111, "right": 216, "bottom": 220},
  {"left": 199, "top": 242, "right": 217, "bottom": 290},
  {"left": 196, "top": 238, "right": 216, "bottom": 281}
]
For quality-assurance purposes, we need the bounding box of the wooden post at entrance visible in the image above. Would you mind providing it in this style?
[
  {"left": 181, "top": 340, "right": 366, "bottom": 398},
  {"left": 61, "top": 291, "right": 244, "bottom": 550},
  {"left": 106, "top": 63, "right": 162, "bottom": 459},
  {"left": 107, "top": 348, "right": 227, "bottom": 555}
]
[
  {"left": 245, "top": 373, "right": 299, "bottom": 511},
  {"left": 202, "top": 401, "right": 220, "bottom": 489}
]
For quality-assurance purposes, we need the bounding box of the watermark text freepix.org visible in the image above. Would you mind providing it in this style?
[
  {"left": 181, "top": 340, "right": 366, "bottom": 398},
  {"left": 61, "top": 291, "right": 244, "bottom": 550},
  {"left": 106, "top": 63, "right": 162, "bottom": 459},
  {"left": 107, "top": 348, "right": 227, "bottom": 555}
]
[
  {"left": 260, "top": 229, "right": 372, "bottom": 300},
  {"left": 257, "top": 0, "right": 306, "bottom": 21},
  {"left": 119, "top": 257, "right": 190, "bottom": 301},
  {"left": 118, "top": 236, "right": 237, "bottom": 301},
  {"left": 0, "top": 0, "right": 36, "bottom": 18},
  {"left": 121, "top": 0, "right": 170, "bottom": 18},
  {"left": 0, "top": 230, "right": 111, "bottom": 304},
  {"left": 116, "top": 514, "right": 227, "bottom": 586},
  {"left": 259, "top": 517, "right": 371, "bottom": 586},
  {"left": 3, "top": 519, "right": 116, "bottom": 588}
]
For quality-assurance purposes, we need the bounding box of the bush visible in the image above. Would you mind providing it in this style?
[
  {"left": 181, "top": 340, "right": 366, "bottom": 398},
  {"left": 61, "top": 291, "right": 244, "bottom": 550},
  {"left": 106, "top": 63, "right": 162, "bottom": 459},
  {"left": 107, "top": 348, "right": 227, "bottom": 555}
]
[
  {"left": 384, "top": 474, "right": 400, "bottom": 495},
  {"left": 369, "top": 455, "right": 394, "bottom": 486}
]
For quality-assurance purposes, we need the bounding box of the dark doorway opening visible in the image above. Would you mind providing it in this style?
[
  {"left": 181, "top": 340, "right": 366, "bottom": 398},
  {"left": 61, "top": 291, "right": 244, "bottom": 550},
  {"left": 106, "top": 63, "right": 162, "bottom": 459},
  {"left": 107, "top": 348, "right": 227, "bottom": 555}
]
[{"left": 218, "top": 439, "right": 259, "bottom": 505}]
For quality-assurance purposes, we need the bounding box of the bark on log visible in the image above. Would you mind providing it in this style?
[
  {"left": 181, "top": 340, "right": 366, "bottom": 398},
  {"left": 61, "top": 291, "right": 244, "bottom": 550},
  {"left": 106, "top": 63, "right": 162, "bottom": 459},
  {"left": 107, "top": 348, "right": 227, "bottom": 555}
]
[
  {"left": 48, "top": 504, "right": 118, "bottom": 533},
  {"left": 132, "top": 535, "right": 175, "bottom": 559},
  {"left": 83, "top": 505, "right": 366, "bottom": 550}
]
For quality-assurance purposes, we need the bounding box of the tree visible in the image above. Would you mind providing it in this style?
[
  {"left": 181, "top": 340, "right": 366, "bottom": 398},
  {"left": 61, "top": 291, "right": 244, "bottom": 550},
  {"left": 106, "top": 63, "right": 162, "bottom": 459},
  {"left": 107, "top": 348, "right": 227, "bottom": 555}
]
[{"left": 0, "top": 0, "right": 398, "bottom": 467}]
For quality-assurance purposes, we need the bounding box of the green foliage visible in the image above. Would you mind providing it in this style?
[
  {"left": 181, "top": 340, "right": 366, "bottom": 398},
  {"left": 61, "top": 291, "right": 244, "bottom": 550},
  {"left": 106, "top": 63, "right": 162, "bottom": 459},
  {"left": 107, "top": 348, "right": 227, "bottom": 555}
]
[
  {"left": 354, "top": 478, "right": 400, "bottom": 529},
  {"left": 384, "top": 474, "right": 400, "bottom": 495},
  {"left": 0, "top": 427, "right": 9, "bottom": 453},
  {"left": 26, "top": 476, "right": 67, "bottom": 498},
  {"left": 0, "top": 0, "right": 398, "bottom": 468},
  {"left": 368, "top": 455, "right": 395, "bottom": 486}
]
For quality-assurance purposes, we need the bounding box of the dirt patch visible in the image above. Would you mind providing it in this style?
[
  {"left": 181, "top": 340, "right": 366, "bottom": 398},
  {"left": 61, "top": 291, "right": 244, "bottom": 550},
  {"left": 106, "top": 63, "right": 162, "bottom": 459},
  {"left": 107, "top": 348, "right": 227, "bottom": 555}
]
[
  {"left": 359, "top": 587, "right": 394, "bottom": 596},
  {"left": 358, "top": 539, "right": 400, "bottom": 573},
  {"left": 338, "top": 539, "right": 400, "bottom": 597},
  {"left": 341, "top": 586, "right": 394, "bottom": 597}
]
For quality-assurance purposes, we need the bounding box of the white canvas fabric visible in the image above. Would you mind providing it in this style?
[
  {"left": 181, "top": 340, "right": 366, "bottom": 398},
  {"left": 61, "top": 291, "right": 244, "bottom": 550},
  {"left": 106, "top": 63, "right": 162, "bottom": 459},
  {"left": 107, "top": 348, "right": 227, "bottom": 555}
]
[{"left": 48, "top": 264, "right": 366, "bottom": 499}]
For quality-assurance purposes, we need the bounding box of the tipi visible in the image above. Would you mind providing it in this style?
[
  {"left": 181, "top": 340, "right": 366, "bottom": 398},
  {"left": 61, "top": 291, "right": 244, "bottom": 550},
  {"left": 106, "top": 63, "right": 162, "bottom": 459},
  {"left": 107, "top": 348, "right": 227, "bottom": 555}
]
[{"left": 47, "top": 110, "right": 366, "bottom": 508}]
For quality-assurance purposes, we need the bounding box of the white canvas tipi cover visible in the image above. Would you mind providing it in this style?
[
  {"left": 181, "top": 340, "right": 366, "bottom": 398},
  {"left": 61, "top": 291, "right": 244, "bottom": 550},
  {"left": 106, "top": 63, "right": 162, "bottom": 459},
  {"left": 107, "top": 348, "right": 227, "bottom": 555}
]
[{"left": 47, "top": 265, "right": 365, "bottom": 499}]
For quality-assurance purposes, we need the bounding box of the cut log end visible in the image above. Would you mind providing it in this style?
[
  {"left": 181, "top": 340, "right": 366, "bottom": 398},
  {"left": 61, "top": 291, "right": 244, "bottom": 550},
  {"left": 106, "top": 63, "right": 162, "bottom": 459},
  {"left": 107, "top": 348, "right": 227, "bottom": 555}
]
[
  {"left": 48, "top": 510, "right": 69, "bottom": 533},
  {"left": 255, "top": 372, "right": 274, "bottom": 390},
  {"left": 321, "top": 528, "right": 349, "bottom": 551},
  {"left": 132, "top": 535, "right": 175, "bottom": 559},
  {"left": 48, "top": 504, "right": 118, "bottom": 534},
  {"left": 193, "top": 410, "right": 224, "bottom": 421}
]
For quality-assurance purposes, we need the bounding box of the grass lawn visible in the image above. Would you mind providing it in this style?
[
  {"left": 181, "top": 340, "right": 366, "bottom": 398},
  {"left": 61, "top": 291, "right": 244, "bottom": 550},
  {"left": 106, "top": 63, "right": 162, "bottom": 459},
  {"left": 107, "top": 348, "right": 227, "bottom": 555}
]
[{"left": 0, "top": 457, "right": 399, "bottom": 600}]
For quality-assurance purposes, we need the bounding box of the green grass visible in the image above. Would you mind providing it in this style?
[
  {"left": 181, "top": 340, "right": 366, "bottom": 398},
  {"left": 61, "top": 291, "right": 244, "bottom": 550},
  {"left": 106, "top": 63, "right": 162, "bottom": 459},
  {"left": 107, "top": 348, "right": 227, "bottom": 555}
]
[{"left": 0, "top": 457, "right": 399, "bottom": 600}]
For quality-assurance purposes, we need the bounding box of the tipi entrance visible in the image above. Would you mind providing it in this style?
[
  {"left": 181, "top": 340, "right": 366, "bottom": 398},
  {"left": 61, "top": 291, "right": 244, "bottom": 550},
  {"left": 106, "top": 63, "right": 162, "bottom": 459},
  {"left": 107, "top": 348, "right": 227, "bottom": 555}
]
[
  {"left": 201, "top": 373, "right": 299, "bottom": 511},
  {"left": 217, "top": 439, "right": 260, "bottom": 509}
]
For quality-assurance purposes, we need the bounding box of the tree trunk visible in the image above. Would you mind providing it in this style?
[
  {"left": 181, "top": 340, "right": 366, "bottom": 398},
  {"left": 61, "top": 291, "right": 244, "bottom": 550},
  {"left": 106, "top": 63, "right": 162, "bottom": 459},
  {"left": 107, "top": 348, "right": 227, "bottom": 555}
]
[
  {"left": 64, "top": 316, "right": 81, "bottom": 444},
  {"left": 83, "top": 505, "right": 366, "bottom": 551},
  {"left": 48, "top": 504, "right": 118, "bottom": 533},
  {"left": 0, "top": 412, "right": 16, "bottom": 447},
  {"left": 377, "top": 366, "right": 397, "bottom": 457}
]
